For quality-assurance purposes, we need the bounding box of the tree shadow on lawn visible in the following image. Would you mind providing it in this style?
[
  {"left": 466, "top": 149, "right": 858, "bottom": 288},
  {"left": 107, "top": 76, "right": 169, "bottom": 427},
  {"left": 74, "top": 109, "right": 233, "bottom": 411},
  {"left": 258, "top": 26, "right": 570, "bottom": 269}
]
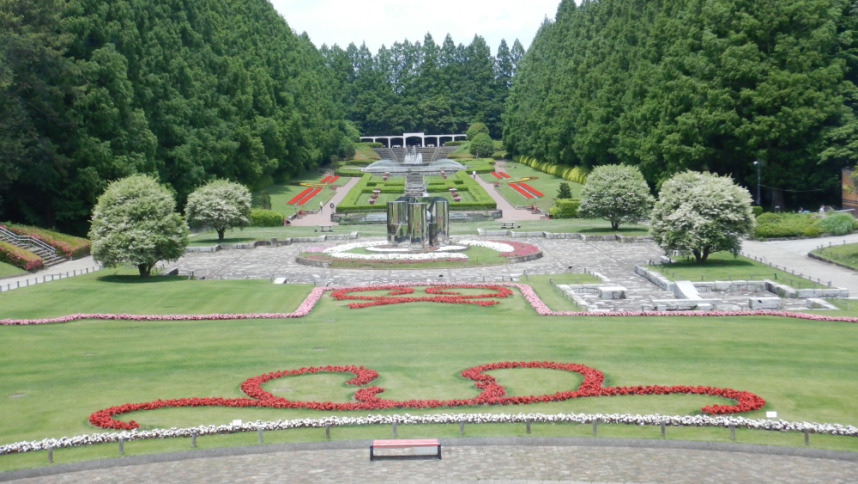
[{"left": 96, "top": 274, "right": 191, "bottom": 284}]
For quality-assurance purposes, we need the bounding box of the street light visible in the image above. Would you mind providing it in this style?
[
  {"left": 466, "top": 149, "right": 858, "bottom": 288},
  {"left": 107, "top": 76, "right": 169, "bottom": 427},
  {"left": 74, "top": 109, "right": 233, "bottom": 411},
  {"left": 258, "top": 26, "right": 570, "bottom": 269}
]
[{"left": 753, "top": 160, "right": 761, "bottom": 205}]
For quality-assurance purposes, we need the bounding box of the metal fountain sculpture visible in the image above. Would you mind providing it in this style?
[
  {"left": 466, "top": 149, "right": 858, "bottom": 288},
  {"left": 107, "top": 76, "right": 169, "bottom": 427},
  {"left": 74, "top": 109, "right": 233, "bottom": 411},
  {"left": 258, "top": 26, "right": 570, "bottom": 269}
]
[{"left": 387, "top": 197, "right": 449, "bottom": 249}]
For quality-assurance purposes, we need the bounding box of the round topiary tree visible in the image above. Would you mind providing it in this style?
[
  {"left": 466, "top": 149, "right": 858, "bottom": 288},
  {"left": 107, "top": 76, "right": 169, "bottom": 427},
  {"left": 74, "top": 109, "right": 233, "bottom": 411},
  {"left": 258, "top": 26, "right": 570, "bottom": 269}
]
[
  {"left": 469, "top": 133, "right": 495, "bottom": 158},
  {"left": 578, "top": 165, "right": 654, "bottom": 230},
  {"left": 466, "top": 122, "right": 489, "bottom": 140},
  {"left": 185, "top": 180, "right": 252, "bottom": 240},
  {"left": 89, "top": 175, "right": 189, "bottom": 277},
  {"left": 650, "top": 171, "right": 755, "bottom": 264}
]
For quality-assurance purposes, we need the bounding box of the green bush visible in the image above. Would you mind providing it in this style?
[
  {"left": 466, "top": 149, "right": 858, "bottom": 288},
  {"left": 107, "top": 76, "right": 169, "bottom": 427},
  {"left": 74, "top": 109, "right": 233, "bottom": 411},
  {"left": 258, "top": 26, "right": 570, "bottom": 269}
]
[
  {"left": 752, "top": 206, "right": 764, "bottom": 217},
  {"left": 248, "top": 209, "right": 284, "bottom": 227},
  {"left": 469, "top": 133, "right": 495, "bottom": 158},
  {"left": 549, "top": 199, "right": 580, "bottom": 219},
  {"left": 445, "top": 141, "right": 466, "bottom": 146},
  {"left": 557, "top": 182, "right": 573, "bottom": 199},
  {"left": 514, "top": 155, "right": 589, "bottom": 184},
  {"left": 754, "top": 213, "right": 819, "bottom": 238},
  {"left": 466, "top": 122, "right": 489, "bottom": 140},
  {"left": 817, "top": 212, "right": 855, "bottom": 235}
]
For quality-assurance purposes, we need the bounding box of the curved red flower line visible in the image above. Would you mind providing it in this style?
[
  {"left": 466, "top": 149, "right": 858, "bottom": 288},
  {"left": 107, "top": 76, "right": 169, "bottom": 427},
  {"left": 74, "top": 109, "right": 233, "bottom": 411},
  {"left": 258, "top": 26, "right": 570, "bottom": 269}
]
[
  {"left": 330, "top": 284, "right": 514, "bottom": 309},
  {"left": 88, "top": 361, "right": 765, "bottom": 430}
]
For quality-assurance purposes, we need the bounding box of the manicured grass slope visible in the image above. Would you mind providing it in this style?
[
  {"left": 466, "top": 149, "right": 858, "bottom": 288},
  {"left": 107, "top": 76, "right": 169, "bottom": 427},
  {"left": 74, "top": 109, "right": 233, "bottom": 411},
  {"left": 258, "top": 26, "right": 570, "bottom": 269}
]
[
  {"left": 485, "top": 163, "right": 585, "bottom": 211},
  {"left": 0, "top": 261, "right": 27, "bottom": 278},
  {"left": 251, "top": 173, "right": 346, "bottom": 217},
  {"left": 812, "top": 243, "right": 858, "bottom": 271},
  {"left": 0, "top": 273, "right": 857, "bottom": 473},
  {"left": 649, "top": 252, "right": 825, "bottom": 288}
]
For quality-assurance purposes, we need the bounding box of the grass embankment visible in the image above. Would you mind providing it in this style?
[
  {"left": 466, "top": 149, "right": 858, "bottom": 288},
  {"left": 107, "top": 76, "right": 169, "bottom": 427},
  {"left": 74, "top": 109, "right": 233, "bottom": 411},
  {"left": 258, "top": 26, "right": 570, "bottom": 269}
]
[
  {"left": 2, "top": 223, "right": 90, "bottom": 259},
  {"left": 812, "top": 242, "right": 858, "bottom": 271},
  {"left": 648, "top": 252, "right": 826, "bottom": 288},
  {"left": 0, "top": 272, "right": 857, "bottom": 472},
  {"left": 189, "top": 219, "right": 651, "bottom": 246},
  {"left": 0, "top": 261, "right": 26, "bottom": 278},
  {"left": 251, "top": 173, "right": 348, "bottom": 217},
  {"left": 351, "top": 145, "right": 381, "bottom": 161},
  {"left": 483, "top": 163, "right": 584, "bottom": 212}
]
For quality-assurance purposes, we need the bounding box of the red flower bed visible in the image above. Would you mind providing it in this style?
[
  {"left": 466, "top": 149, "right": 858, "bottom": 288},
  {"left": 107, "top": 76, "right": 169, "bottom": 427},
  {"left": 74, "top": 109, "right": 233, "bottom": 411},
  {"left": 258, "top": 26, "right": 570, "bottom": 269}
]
[
  {"left": 331, "top": 284, "right": 514, "bottom": 309},
  {"left": 491, "top": 240, "right": 540, "bottom": 258},
  {"left": 320, "top": 176, "right": 332, "bottom": 183},
  {"left": 88, "top": 360, "right": 765, "bottom": 430},
  {"left": 491, "top": 172, "right": 503, "bottom": 179},
  {"left": 329, "top": 176, "right": 339, "bottom": 183},
  {"left": 509, "top": 183, "right": 534, "bottom": 199},
  {"left": 287, "top": 188, "right": 313, "bottom": 205},
  {"left": 499, "top": 172, "right": 511, "bottom": 178},
  {"left": 296, "top": 188, "right": 322, "bottom": 205},
  {"left": 0, "top": 241, "right": 43, "bottom": 271},
  {"left": 517, "top": 182, "right": 544, "bottom": 197}
]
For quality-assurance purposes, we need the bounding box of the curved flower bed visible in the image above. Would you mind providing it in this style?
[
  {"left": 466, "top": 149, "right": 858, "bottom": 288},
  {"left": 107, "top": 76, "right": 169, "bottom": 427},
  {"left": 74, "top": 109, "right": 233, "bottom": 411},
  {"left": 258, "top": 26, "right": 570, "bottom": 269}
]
[
  {"left": 3, "top": 282, "right": 858, "bottom": 326},
  {"left": 324, "top": 241, "right": 468, "bottom": 261},
  {"left": 330, "top": 284, "right": 514, "bottom": 309},
  {"left": 88, "top": 360, "right": 764, "bottom": 430},
  {"left": 0, "top": 240, "right": 43, "bottom": 271},
  {"left": 5, "top": 412, "right": 856, "bottom": 456},
  {"left": 491, "top": 240, "right": 540, "bottom": 258}
]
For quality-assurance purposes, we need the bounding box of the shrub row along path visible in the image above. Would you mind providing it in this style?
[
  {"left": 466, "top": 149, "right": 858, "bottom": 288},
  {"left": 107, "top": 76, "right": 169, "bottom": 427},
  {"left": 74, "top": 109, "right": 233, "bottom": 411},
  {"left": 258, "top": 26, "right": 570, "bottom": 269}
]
[
  {"left": 9, "top": 442, "right": 857, "bottom": 483},
  {"left": 289, "top": 177, "right": 359, "bottom": 227},
  {"left": 741, "top": 233, "right": 858, "bottom": 297}
]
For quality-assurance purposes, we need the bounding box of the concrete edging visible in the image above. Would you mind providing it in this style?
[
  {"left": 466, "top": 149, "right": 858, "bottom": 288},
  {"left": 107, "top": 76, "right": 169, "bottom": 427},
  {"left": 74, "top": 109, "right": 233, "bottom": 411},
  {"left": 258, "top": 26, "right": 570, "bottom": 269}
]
[{"left": 2, "top": 436, "right": 855, "bottom": 482}]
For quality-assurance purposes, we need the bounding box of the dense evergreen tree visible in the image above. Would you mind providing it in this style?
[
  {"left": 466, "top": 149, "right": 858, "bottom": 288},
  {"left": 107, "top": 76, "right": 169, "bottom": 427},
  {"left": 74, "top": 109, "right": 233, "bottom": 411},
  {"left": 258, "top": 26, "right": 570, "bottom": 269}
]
[
  {"left": 0, "top": 0, "right": 347, "bottom": 234},
  {"left": 322, "top": 33, "right": 522, "bottom": 139},
  {"left": 504, "top": 0, "right": 858, "bottom": 208}
]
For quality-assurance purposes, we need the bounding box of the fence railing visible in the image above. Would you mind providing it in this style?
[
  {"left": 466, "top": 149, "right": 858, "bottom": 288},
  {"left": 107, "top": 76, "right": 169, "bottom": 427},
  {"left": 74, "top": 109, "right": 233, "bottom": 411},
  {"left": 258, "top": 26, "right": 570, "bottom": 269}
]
[{"left": 0, "top": 226, "right": 59, "bottom": 258}]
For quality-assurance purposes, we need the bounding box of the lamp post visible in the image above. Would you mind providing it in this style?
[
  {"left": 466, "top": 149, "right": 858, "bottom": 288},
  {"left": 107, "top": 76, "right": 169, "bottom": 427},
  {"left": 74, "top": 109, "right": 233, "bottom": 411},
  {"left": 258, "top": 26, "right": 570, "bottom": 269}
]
[{"left": 753, "top": 160, "right": 761, "bottom": 205}]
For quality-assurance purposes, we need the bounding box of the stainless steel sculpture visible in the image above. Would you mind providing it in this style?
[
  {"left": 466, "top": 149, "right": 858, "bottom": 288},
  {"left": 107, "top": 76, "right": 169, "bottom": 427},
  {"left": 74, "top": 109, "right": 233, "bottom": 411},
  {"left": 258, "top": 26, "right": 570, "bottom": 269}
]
[
  {"left": 387, "top": 201, "right": 409, "bottom": 245},
  {"left": 387, "top": 197, "right": 449, "bottom": 249}
]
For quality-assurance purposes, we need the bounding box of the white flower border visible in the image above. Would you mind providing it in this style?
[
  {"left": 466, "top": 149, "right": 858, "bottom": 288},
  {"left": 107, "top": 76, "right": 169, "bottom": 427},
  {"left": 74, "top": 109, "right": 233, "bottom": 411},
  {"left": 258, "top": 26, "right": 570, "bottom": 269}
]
[
  {"left": 458, "top": 239, "right": 515, "bottom": 253},
  {"left": 323, "top": 241, "right": 472, "bottom": 261},
  {"left": 2, "top": 412, "right": 856, "bottom": 455}
]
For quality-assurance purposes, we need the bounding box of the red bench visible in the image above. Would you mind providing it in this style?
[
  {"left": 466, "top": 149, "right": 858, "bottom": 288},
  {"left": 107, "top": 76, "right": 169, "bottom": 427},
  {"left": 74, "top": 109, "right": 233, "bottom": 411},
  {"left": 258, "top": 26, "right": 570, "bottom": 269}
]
[{"left": 370, "top": 438, "right": 441, "bottom": 461}]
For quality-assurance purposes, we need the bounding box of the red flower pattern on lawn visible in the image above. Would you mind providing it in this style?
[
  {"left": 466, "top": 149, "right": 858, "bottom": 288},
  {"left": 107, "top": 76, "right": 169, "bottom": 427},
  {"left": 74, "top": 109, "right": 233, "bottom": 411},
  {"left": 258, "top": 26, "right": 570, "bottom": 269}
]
[
  {"left": 330, "top": 284, "right": 514, "bottom": 309},
  {"left": 88, "top": 361, "right": 765, "bottom": 430}
]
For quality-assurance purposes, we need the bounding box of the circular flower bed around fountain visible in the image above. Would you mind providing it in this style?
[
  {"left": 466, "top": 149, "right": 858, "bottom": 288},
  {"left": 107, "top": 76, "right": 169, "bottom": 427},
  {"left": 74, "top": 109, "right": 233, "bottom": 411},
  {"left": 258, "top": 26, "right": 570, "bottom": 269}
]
[{"left": 296, "top": 240, "right": 542, "bottom": 269}]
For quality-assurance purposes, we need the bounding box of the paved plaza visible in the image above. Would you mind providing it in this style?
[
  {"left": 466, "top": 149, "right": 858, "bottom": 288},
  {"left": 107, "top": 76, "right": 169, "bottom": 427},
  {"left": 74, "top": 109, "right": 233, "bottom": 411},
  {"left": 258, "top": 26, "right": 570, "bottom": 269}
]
[{"left": 6, "top": 440, "right": 857, "bottom": 483}]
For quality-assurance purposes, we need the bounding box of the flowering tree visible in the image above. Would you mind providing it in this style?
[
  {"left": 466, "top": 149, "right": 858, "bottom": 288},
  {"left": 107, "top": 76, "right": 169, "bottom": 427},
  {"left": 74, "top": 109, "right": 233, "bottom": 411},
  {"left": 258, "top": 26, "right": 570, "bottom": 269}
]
[
  {"left": 578, "top": 165, "right": 654, "bottom": 229},
  {"left": 89, "top": 175, "right": 189, "bottom": 277},
  {"left": 650, "top": 171, "right": 755, "bottom": 264},
  {"left": 184, "top": 180, "right": 252, "bottom": 240}
]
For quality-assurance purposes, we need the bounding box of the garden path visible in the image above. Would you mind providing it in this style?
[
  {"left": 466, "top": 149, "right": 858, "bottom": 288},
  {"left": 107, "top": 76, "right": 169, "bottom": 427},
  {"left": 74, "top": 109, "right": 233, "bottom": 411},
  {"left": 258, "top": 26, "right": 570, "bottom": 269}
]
[
  {"left": 0, "top": 256, "right": 102, "bottom": 293},
  {"left": 8, "top": 442, "right": 856, "bottom": 483},
  {"left": 741, "top": 234, "right": 858, "bottom": 297}
]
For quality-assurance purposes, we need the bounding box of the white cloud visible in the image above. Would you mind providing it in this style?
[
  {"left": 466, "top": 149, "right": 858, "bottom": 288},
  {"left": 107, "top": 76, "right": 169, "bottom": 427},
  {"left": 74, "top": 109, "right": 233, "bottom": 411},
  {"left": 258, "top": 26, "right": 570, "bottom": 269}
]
[{"left": 270, "top": 0, "right": 561, "bottom": 54}]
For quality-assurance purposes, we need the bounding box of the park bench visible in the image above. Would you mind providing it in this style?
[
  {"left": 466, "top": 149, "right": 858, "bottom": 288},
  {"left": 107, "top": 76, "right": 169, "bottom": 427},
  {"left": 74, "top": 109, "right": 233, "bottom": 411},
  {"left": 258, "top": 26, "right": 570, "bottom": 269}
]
[
  {"left": 370, "top": 438, "right": 441, "bottom": 461},
  {"left": 500, "top": 222, "right": 517, "bottom": 229},
  {"left": 317, "top": 226, "right": 333, "bottom": 233}
]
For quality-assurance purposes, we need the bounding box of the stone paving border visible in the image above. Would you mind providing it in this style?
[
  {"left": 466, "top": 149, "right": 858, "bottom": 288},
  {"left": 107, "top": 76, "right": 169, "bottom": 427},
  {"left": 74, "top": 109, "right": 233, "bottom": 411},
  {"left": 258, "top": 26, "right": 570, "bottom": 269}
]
[{"left": 2, "top": 436, "right": 856, "bottom": 482}]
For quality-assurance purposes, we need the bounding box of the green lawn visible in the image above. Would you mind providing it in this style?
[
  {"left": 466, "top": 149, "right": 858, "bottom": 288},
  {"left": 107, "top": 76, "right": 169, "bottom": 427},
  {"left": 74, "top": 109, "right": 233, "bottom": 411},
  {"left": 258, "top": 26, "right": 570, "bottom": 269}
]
[
  {"left": 252, "top": 173, "right": 352, "bottom": 217},
  {"left": 0, "top": 261, "right": 26, "bottom": 278},
  {"left": 649, "top": 252, "right": 826, "bottom": 288},
  {"left": 0, "top": 271, "right": 857, "bottom": 471},
  {"left": 483, "top": 163, "right": 585, "bottom": 211},
  {"left": 812, "top": 243, "right": 858, "bottom": 271}
]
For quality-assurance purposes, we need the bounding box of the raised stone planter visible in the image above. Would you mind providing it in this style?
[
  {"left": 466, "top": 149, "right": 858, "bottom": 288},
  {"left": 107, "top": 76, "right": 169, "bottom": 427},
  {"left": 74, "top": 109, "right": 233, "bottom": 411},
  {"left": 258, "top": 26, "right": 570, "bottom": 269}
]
[
  {"left": 598, "top": 286, "right": 627, "bottom": 300},
  {"left": 295, "top": 256, "right": 331, "bottom": 268},
  {"left": 749, "top": 297, "right": 782, "bottom": 310},
  {"left": 634, "top": 266, "right": 675, "bottom": 293},
  {"left": 507, "top": 251, "right": 544, "bottom": 264}
]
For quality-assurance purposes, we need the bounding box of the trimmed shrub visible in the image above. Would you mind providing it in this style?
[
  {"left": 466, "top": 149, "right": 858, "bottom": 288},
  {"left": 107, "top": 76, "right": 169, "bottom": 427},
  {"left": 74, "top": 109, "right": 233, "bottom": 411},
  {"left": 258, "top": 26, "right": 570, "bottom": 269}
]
[
  {"left": 3, "top": 223, "right": 90, "bottom": 259},
  {"left": 444, "top": 141, "right": 466, "bottom": 146},
  {"left": 754, "top": 213, "right": 819, "bottom": 238},
  {"left": 469, "top": 133, "right": 495, "bottom": 158},
  {"left": 557, "top": 182, "right": 573, "bottom": 199},
  {"left": 817, "top": 212, "right": 855, "bottom": 235},
  {"left": 466, "top": 122, "right": 489, "bottom": 140},
  {"left": 514, "top": 156, "right": 589, "bottom": 184},
  {"left": 249, "top": 209, "right": 284, "bottom": 227},
  {"left": 549, "top": 199, "right": 580, "bottom": 219},
  {"left": 0, "top": 240, "right": 43, "bottom": 270},
  {"left": 752, "top": 206, "right": 764, "bottom": 217}
]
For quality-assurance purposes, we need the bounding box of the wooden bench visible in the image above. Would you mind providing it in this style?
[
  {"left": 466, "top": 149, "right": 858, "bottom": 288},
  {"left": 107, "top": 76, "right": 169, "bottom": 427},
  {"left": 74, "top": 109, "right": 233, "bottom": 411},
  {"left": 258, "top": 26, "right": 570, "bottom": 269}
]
[
  {"left": 370, "top": 439, "right": 441, "bottom": 461},
  {"left": 500, "top": 222, "right": 517, "bottom": 229},
  {"left": 317, "top": 226, "right": 333, "bottom": 233}
]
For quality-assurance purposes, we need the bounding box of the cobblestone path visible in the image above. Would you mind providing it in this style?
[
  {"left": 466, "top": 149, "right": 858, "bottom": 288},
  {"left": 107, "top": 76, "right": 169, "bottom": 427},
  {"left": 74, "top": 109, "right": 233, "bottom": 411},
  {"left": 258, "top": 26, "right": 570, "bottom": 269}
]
[{"left": 10, "top": 444, "right": 857, "bottom": 483}]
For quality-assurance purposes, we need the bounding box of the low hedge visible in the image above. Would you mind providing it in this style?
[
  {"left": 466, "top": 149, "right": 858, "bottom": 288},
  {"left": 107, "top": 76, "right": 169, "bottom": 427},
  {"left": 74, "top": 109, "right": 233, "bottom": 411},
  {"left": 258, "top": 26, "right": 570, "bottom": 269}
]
[
  {"left": 249, "top": 209, "right": 284, "bottom": 227},
  {"left": 0, "top": 240, "right": 43, "bottom": 270},
  {"left": 754, "top": 213, "right": 822, "bottom": 238},
  {"left": 357, "top": 142, "right": 383, "bottom": 148},
  {"left": 338, "top": 159, "right": 376, "bottom": 167},
  {"left": 445, "top": 141, "right": 466, "bottom": 146},
  {"left": 2, "top": 223, "right": 90, "bottom": 259},
  {"left": 336, "top": 172, "right": 497, "bottom": 213},
  {"left": 514, "top": 156, "right": 589, "bottom": 185},
  {"left": 549, "top": 199, "right": 581, "bottom": 219}
]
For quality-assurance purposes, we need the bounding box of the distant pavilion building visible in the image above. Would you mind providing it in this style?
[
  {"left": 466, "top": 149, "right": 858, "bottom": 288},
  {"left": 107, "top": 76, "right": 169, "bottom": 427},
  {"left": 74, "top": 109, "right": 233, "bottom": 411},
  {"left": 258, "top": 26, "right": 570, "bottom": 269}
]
[{"left": 360, "top": 132, "right": 467, "bottom": 148}]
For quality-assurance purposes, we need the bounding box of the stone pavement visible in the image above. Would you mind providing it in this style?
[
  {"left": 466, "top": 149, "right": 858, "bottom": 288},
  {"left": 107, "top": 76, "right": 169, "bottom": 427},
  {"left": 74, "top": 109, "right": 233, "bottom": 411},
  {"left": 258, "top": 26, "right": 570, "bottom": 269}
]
[
  {"left": 741, "top": 234, "right": 858, "bottom": 297},
  {"left": 7, "top": 442, "right": 857, "bottom": 483},
  {"left": 0, "top": 256, "right": 102, "bottom": 293}
]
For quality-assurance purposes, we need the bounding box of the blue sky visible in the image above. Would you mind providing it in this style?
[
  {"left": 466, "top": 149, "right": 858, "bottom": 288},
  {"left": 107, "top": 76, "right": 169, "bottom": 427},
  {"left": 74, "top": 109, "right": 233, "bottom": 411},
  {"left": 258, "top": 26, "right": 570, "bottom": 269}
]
[{"left": 269, "top": 0, "right": 562, "bottom": 54}]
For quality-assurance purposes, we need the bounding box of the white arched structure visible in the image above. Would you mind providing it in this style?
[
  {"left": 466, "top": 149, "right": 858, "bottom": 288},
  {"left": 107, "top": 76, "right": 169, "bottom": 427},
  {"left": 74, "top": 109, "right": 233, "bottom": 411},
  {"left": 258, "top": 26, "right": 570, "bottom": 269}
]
[{"left": 360, "top": 132, "right": 467, "bottom": 148}]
